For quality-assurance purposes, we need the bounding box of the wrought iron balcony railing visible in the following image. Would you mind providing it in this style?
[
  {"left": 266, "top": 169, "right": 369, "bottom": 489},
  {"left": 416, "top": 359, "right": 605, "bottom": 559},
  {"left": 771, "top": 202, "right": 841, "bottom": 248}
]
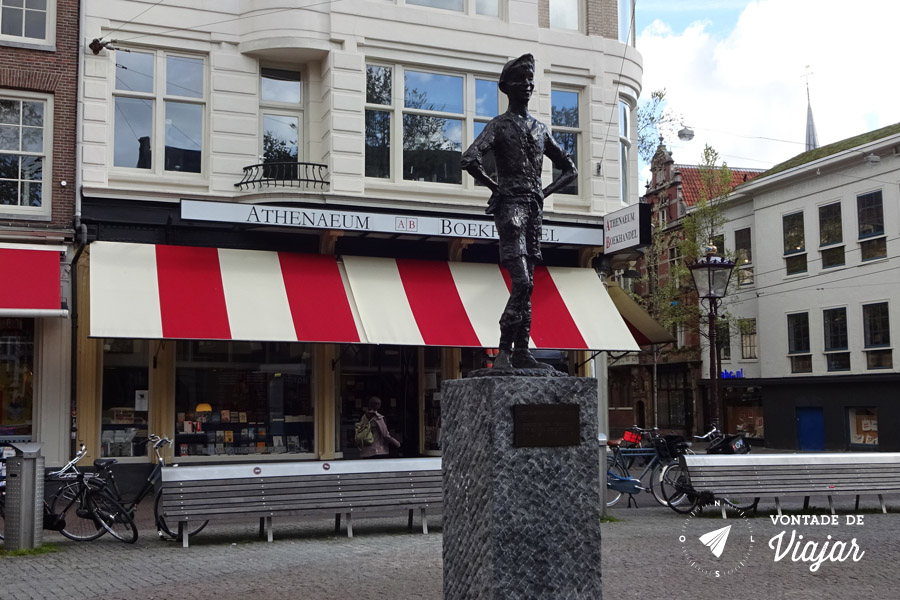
[{"left": 235, "top": 161, "right": 329, "bottom": 191}]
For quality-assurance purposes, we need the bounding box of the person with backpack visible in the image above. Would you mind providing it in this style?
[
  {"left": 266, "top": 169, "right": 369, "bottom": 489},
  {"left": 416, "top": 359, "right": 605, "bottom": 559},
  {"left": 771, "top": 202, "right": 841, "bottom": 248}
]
[{"left": 356, "top": 396, "right": 401, "bottom": 458}]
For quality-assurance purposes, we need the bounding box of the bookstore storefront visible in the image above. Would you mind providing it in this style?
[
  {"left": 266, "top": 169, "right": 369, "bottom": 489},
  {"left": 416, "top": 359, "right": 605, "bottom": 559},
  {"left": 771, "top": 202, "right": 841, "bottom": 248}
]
[{"left": 78, "top": 239, "right": 642, "bottom": 464}]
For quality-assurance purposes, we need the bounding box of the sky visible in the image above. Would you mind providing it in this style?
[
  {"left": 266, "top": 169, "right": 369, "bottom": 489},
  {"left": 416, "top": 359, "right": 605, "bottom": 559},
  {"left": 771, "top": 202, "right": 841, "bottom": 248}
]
[{"left": 634, "top": 0, "right": 900, "bottom": 180}]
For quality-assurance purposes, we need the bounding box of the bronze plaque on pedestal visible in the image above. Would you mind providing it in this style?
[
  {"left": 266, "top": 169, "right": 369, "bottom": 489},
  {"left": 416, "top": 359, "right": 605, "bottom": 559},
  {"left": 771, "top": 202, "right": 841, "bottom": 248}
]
[{"left": 512, "top": 404, "right": 580, "bottom": 447}]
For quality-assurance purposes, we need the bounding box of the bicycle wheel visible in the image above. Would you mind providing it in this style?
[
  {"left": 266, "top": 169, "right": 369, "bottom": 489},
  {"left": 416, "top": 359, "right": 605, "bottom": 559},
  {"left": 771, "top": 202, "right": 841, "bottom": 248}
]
[
  {"left": 605, "top": 463, "right": 629, "bottom": 508},
  {"left": 51, "top": 483, "right": 106, "bottom": 542},
  {"left": 89, "top": 491, "right": 138, "bottom": 543},
  {"left": 154, "top": 491, "right": 208, "bottom": 540},
  {"left": 648, "top": 462, "right": 673, "bottom": 506},
  {"left": 660, "top": 463, "right": 700, "bottom": 514}
]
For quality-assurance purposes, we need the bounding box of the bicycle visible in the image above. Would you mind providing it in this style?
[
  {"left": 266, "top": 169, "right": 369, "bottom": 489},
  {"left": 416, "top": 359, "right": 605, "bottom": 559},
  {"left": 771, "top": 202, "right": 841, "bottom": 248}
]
[
  {"left": 659, "top": 426, "right": 758, "bottom": 513},
  {"left": 51, "top": 435, "right": 208, "bottom": 542},
  {"left": 606, "top": 429, "right": 690, "bottom": 507},
  {"left": 2, "top": 445, "right": 137, "bottom": 543}
]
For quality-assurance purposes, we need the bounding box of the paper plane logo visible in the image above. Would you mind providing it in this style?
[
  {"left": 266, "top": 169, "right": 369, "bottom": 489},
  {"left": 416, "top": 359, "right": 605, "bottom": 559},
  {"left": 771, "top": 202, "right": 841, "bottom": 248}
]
[{"left": 699, "top": 525, "right": 732, "bottom": 558}]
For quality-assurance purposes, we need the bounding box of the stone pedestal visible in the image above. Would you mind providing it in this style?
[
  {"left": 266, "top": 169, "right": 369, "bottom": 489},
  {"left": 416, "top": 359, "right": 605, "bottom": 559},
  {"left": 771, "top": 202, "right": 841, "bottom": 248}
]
[{"left": 442, "top": 376, "right": 601, "bottom": 600}]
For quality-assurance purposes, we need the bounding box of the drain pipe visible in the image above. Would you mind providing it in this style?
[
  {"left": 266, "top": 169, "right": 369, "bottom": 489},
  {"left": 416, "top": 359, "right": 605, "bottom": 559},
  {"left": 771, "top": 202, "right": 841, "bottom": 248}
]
[{"left": 69, "top": 0, "right": 89, "bottom": 458}]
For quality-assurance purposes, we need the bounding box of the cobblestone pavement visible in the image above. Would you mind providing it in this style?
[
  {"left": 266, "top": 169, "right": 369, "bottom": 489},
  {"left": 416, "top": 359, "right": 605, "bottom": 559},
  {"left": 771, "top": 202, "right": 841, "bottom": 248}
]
[{"left": 2, "top": 494, "right": 899, "bottom": 599}]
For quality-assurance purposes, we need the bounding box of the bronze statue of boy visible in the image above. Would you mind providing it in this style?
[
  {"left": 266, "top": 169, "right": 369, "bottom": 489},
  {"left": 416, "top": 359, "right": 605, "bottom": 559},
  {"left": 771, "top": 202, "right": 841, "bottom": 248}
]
[{"left": 461, "top": 53, "right": 577, "bottom": 370}]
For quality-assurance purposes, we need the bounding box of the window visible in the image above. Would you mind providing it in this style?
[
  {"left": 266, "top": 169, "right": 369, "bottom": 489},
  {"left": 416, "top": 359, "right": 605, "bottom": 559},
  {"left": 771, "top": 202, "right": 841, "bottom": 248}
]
[
  {"left": 259, "top": 68, "right": 303, "bottom": 175},
  {"left": 818, "top": 202, "right": 844, "bottom": 268},
  {"left": 617, "top": 99, "right": 631, "bottom": 204},
  {"left": 823, "top": 307, "right": 849, "bottom": 371},
  {"left": 550, "top": 0, "right": 579, "bottom": 30},
  {"left": 787, "top": 312, "right": 812, "bottom": 373},
  {"left": 175, "top": 341, "right": 315, "bottom": 457},
  {"left": 740, "top": 318, "right": 757, "bottom": 359},
  {"left": 0, "top": 92, "right": 49, "bottom": 213},
  {"left": 666, "top": 246, "right": 681, "bottom": 287},
  {"left": 863, "top": 302, "right": 892, "bottom": 369},
  {"left": 0, "top": 0, "right": 53, "bottom": 44},
  {"left": 366, "top": 65, "right": 479, "bottom": 185},
  {"left": 717, "top": 321, "right": 731, "bottom": 361},
  {"left": 0, "top": 318, "right": 33, "bottom": 442},
  {"left": 406, "top": 0, "right": 499, "bottom": 17},
  {"left": 552, "top": 89, "right": 580, "bottom": 196},
  {"left": 782, "top": 211, "right": 806, "bottom": 274},
  {"left": 101, "top": 340, "right": 149, "bottom": 457},
  {"left": 857, "top": 190, "right": 886, "bottom": 260},
  {"left": 847, "top": 407, "right": 878, "bottom": 447},
  {"left": 734, "top": 227, "right": 754, "bottom": 285},
  {"left": 113, "top": 50, "right": 205, "bottom": 174},
  {"left": 618, "top": 0, "right": 633, "bottom": 44},
  {"left": 656, "top": 370, "right": 690, "bottom": 429}
]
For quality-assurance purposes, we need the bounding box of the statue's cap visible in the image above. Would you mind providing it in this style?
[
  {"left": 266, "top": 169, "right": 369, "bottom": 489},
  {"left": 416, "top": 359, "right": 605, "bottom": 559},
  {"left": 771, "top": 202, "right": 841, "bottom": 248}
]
[{"left": 499, "top": 54, "right": 535, "bottom": 92}]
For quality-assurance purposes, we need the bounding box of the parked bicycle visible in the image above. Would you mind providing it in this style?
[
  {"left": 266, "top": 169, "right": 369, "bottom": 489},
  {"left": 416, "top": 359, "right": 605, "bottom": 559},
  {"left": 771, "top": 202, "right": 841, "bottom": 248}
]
[
  {"left": 606, "top": 428, "right": 691, "bottom": 507},
  {"left": 659, "top": 425, "right": 758, "bottom": 514},
  {"left": 2, "top": 444, "right": 137, "bottom": 543},
  {"left": 51, "top": 434, "right": 208, "bottom": 542}
]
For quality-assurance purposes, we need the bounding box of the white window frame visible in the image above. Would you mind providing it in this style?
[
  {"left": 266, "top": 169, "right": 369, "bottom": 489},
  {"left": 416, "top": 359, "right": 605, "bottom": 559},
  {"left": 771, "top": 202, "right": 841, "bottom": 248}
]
[
  {"left": 401, "top": 0, "right": 502, "bottom": 18},
  {"left": 0, "top": 89, "right": 52, "bottom": 219},
  {"left": 364, "top": 63, "right": 501, "bottom": 190},
  {"left": 258, "top": 65, "right": 305, "bottom": 163},
  {"left": 0, "top": 0, "right": 56, "bottom": 49},
  {"left": 740, "top": 318, "right": 758, "bottom": 360},
  {"left": 550, "top": 86, "right": 582, "bottom": 198},
  {"left": 617, "top": 99, "right": 632, "bottom": 206},
  {"left": 549, "top": 0, "right": 582, "bottom": 32},
  {"left": 110, "top": 48, "right": 207, "bottom": 179}
]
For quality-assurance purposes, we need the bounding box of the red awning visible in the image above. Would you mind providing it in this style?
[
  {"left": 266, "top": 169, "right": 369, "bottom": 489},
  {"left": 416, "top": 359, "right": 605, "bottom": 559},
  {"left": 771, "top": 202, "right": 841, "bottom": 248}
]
[
  {"left": 89, "top": 241, "right": 640, "bottom": 351},
  {"left": 0, "top": 244, "right": 67, "bottom": 317}
]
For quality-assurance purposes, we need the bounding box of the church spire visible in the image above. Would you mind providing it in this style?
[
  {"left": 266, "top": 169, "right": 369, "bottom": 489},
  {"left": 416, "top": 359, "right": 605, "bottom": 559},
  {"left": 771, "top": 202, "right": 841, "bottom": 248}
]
[{"left": 804, "top": 66, "right": 819, "bottom": 152}]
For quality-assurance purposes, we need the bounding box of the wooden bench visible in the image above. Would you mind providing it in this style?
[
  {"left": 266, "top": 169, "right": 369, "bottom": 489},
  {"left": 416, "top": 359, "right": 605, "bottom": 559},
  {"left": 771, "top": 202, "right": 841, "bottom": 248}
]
[
  {"left": 160, "top": 457, "right": 441, "bottom": 547},
  {"left": 682, "top": 452, "right": 900, "bottom": 518}
]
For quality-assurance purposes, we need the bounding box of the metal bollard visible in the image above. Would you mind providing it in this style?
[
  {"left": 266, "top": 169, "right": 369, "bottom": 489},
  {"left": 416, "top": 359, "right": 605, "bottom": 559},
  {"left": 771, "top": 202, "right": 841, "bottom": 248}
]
[{"left": 4, "top": 442, "right": 44, "bottom": 550}]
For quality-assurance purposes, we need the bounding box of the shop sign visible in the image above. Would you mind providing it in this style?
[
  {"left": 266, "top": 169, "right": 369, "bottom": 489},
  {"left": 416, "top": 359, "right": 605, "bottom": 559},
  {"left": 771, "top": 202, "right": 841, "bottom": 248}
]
[
  {"left": 603, "top": 203, "right": 651, "bottom": 254},
  {"left": 180, "top": 200, "right": 603, "bottom": 246},
  {"left": 721, "top": 368, "right": 744, "bottom": 379}
]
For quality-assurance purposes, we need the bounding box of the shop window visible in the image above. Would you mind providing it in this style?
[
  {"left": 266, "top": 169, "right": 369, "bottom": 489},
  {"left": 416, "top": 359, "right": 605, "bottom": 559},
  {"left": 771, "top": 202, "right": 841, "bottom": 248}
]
[
  {"left": 847, "top": 407, "right": 878, "bottom": 447},
  {"left": 174, "top": 341, "right": 314, "bottom": 457},
  {"left": 259, "top": 67, "right": 303, "bottom": 177},
  {"left": 552, "top": 88, "right": 581, "bottom": 196},
  {"left": 406, "top": 0, "right": 499, "bottom": 16},
  {"left": 823, "top": 307, "right": 849, "bottom": 371},
  {"left": 0, "top": 318, "right": 33, "bottom": 442},
  {"left": 113, "top": 49, "right": 205, "bottom": 174},
  {"left": 0, "top": 91, "right": 51, "bottom": 216},
  {"left": 422, "top": 347, "right": 443, "bottom": 454},
  {"left": 782, "top": 211, "right": 806, "bottom": 274},
  {"left": 549, "top": 0, "right": 579, "bottom": 30},
  {"left": 740, "top": 318, "right": 757, "bottom": 359},
  {"left": 857, "top": 190, "right": 886, "bottom": 261},
  {"left": 656, "top": 370, "right": 689, "bottom": 429},
  {"left": 101, "top": 340, "right": 149, "bottom": 457},
  {"left": 863, "top": 302, "right": 892, "bottom": 369},
  {"left": 818, "top": 202, "right": 844, "bottom": 268},
  {"left": 0, "top": 0, "right": 54, "bottom": 45},
  {"left": 787, "top": 312, "right": 811, "bottom": 373},
  {"left": 725, "top": 387, "right": 763, "bottom": 439}
]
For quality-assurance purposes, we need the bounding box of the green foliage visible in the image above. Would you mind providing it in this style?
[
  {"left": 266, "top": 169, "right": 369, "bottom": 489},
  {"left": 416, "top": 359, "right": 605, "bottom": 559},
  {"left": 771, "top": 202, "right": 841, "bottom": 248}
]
[
  {"left": 0, "top": 543, "right": 59, "bottom": 557},
  {"left": 637, "top": 89, "right": 680, "bottom": 162}
]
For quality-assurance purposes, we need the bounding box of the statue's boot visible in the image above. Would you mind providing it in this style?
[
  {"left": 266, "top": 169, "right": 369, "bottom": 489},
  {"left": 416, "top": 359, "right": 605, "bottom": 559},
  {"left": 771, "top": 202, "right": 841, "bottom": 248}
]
[{"left": 511, "top": 348, "right": 554, "bottom": 370}]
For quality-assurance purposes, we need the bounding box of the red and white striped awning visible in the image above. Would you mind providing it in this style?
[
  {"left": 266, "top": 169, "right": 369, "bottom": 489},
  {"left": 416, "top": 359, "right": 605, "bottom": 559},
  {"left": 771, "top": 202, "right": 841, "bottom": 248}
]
[
  {"left": 89, "top": 241, "right": 639, "bottom": 351},
  {"left": 0, "top": 243, "right": 67, "bottom": 318}
]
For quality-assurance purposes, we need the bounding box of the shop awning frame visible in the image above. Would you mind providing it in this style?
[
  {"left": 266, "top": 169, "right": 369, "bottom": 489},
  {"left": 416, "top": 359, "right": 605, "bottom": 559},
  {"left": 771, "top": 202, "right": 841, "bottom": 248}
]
[{"left": 89, "top": 241, "right": 643, "bottom": 352}]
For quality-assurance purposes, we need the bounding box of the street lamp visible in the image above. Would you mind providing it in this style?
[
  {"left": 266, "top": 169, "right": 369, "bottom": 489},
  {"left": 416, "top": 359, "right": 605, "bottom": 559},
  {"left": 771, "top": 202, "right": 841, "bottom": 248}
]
[{"left": 687, "top": 247, "right": 735, "bottom": 429}]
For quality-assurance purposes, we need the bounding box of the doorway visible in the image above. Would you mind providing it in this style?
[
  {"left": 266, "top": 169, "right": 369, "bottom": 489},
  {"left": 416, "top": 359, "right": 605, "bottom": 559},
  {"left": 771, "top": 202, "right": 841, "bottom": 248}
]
[{"left": 796, "top": 406, "right": 825, "bottom": 451}]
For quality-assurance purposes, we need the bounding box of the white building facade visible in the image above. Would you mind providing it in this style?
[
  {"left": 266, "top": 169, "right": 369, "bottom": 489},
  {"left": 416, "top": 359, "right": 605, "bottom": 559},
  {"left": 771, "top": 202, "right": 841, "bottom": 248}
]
[
  {"left": 714, "top": 125, "right": 900, "bottom": 451},
  {"left": 74, "top": 1, "right": 644, "bottom": 464}
]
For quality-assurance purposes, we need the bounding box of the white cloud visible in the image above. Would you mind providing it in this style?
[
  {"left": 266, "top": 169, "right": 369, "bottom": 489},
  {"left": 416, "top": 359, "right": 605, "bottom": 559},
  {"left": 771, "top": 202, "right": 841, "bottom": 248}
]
[{"left": 637, "top": 0, "right": 900, "bottom": 173}]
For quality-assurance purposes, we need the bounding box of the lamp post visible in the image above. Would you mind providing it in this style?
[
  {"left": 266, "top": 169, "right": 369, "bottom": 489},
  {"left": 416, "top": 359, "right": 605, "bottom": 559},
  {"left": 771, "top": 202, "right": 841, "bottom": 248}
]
[{"left": 687, "top": 248, "right": 735, "bottom": 429}]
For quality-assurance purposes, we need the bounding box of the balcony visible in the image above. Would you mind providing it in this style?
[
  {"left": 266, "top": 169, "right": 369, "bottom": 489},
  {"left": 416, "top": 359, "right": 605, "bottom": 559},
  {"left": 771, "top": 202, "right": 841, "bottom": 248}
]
[{"left": 235, "top": 162, "right": 329, "bottom": 191}]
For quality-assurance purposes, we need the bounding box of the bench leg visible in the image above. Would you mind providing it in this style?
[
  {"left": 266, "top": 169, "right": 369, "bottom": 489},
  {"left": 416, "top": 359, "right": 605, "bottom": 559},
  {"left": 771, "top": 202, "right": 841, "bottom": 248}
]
[
  {"left": 346, "top": 513, "right": 353, "bottom": 538},
  {"left": 335, "top": 513, "right": 342, "bottom": 534},
  {"left": 828, "top": 496, "right": 835, "bottom": 515},
  {"left": 408, "top": 509, "right": 414, "bottom": 531},
  {"left": 421, "top": 508, "right": 428, "bottom": 535},
  {"left": 803, "top": 496, "right": 810, "bottom": 510},
  {"left": 775, "top": 497, "right": 782, "bottom": 517},
  {"left": 258, "top": 518, "right": 266, "bottom": 540},
  {"left": 180, "top": 522, "right": 189, "bottom": 549},
  {"left": 266, "top": 517, "right": 273, "bottom": 542},
  {"left": 855, "top": 495, "right": 860, "bottom": 512},
  {"left": 879, "top": 494, "right": 887, "bottom": 514}
]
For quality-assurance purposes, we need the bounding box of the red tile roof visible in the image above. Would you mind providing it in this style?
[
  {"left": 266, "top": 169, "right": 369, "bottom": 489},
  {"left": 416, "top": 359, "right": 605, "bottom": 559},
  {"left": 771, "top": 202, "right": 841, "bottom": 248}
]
[{"left": 675, "top": 165, "right": 764, "bottom": 206}]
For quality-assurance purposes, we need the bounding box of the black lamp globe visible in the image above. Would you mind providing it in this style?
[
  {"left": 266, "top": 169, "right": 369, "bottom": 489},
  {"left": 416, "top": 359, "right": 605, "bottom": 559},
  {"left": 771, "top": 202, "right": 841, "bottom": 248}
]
[{"left": 688, "top": 249, "right": 735, "bottom": 300}]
